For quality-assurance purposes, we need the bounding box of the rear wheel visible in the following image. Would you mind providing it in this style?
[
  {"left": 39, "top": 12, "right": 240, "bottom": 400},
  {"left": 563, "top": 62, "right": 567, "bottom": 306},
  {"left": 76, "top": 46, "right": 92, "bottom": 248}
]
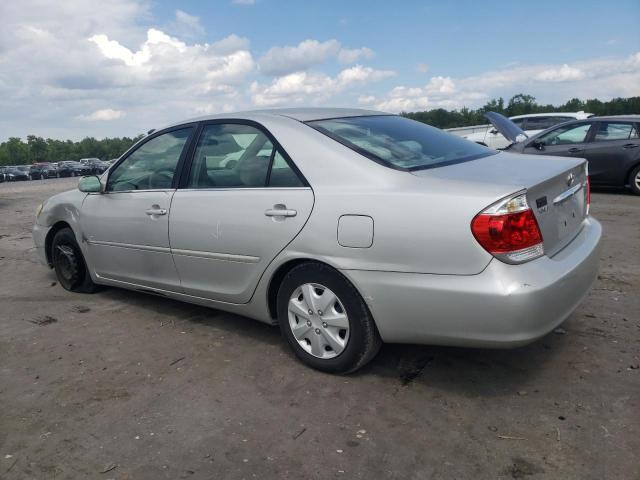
[
  {"left": 277, "top": 262, "right": 381, "bottom": 374},
  {"left": 51, "top": 228, "right": 99, "bottom": 293},
  {"left": 629, "top": 164, "right": 640, "bottom": 195}
]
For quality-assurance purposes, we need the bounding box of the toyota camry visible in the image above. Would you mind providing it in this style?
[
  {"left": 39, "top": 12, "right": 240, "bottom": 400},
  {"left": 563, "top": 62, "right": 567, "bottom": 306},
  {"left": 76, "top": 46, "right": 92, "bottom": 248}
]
[{"left": 33, "top": 108, "right": 601, "bottom": 373}]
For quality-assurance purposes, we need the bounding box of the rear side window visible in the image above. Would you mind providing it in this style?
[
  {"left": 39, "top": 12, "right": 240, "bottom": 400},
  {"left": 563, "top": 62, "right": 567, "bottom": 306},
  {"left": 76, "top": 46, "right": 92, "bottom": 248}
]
[
  {"left": 308, "top": 115, "right": 495, "bottom": 170},
  {"left": 594, "top": 122, "right": 639, "bottom": 141}
]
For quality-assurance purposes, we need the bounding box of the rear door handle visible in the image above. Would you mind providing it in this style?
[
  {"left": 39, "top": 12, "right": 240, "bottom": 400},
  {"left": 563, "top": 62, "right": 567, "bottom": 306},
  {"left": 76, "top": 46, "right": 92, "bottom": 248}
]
[
  {"left": 623, "top": 143, "right": 639, "bottom": 149},
  {"left": 568, "top": 147, "right": 583, "bottom": 153},
  {"left": 145, "top": 208, "right": 167, "bottom": 216},
  {"left": 265, "top": 207, "right": 297, "bottom": 217}
]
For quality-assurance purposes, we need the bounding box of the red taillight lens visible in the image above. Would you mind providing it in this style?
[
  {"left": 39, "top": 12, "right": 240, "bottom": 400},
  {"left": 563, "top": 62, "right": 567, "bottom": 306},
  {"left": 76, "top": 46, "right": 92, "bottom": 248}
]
[
  {"left": 472, "top": 209, "right": 542, "bottom": 253},
  {"left": 471, "top": 192, "right": 544, "bottom": 264}
]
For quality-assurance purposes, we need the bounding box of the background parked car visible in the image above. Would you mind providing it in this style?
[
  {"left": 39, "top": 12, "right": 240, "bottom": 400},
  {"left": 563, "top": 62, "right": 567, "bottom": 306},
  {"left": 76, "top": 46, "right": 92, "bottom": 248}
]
[
  {"left": 486, "top": 112, "right": 640, "bottom": 195},
  {"left": 30, "top": 164, "right": 49, "bottom": 180},
  {"left": 4, "top": 166, "right": 30, "bottom": 181},
  {"left": 57, "top": 161, "right": 92, "bottom": 177},
  {"left": 448, "top": 112, "right": 593, "bottom": 149},
  {"left": 43, "top": 163, "right": 59, "bottom": 178},
  {"left": 0, "top": 167, "right": 6, "bottom": 182},
  {"left": 84, "top": 158, "right": 110, "bottom": 174}
]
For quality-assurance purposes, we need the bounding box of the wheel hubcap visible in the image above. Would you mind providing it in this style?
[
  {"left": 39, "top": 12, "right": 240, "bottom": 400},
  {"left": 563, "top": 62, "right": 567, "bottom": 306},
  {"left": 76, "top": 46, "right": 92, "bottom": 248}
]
[
  {"left": 635, "top": 171, "right": 640, "bottom": 191},
  {"left": 55, "top": 244, "right": 78, "bottom": 283},
  {"left": 287, "top": 283, "right": 350, "bottom": 359}
]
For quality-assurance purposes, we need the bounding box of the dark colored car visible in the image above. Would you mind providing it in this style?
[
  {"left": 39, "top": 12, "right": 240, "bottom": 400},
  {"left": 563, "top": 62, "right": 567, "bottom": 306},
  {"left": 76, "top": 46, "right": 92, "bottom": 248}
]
[
  {"left": 43, "top": 163, "right": 59, "bottom": 178},
  {"left": 0, "top": 167, "right": 6, "bottom": 182},
  {"left": 5, "top": 166, "right": 31, "bottom": 181},
  {"left": 486, "top": 113, "right": 640, "bottom": 195},
  {"left": 30, "top": 164, "right": 49, "bottom": 180},
  {"left": 58, "top": 161, "right": 92, "bottom": 177},
  {"left": 83, "top": 159, "right": 110, "bottom": 174}
]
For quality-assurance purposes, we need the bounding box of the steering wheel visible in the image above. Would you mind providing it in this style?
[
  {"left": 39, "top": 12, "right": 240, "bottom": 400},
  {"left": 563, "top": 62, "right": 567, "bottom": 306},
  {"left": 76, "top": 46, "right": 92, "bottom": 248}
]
[{"left": 148, "top": 169, "right": 174, "bottom": 189}]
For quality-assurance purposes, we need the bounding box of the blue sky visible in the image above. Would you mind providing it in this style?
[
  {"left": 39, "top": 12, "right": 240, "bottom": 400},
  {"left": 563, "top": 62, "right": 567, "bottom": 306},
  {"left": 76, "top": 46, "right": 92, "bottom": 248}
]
[{"left": 1, "top": 0, "right": 639, "bottom": 140}]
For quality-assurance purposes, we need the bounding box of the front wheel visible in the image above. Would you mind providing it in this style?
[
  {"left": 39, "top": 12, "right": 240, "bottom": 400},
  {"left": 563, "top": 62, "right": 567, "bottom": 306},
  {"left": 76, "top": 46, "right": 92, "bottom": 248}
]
[
  {"left": 51, "top": 228, "right": 99, "bottom": 293},
  {"left": 277, "top": 262, "right": 381, "bottom": 374},
  {"left": 629, "top": 164, "right": 640, "bottom": 195}
]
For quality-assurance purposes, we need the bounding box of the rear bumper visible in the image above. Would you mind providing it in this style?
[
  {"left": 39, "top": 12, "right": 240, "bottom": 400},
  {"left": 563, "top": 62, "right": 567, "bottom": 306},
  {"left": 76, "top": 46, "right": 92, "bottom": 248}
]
[{"left": 342, "top": 217, "right": 602, "bottom": 348}]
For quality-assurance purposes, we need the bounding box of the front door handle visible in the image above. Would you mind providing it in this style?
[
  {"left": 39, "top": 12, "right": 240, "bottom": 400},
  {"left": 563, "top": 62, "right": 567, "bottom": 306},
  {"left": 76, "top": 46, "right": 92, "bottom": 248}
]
[
  {"left": 623, "top": 143, "right": 639, "bottom": 149},
  {"left": 568, "top": 147, "right": 583, "bottom": 153},
  {"left": 265, "top": 206, "right": 297, "bottom": 217},
  {"left": 145, "top": 207, "right": 167, "bottom": 216}
]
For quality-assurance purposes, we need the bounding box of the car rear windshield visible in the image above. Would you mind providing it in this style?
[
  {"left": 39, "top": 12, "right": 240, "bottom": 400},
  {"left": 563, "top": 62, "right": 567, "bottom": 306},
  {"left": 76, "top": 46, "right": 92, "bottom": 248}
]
[{"left": 307, "top": 115, "right": 495, "bottom": 170}]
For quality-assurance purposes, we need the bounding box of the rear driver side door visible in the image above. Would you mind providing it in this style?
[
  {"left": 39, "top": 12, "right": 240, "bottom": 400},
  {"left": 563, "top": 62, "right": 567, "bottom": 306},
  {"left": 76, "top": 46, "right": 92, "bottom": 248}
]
[{"left": 169, "top": 121, "right": 314, "bottom": 304}]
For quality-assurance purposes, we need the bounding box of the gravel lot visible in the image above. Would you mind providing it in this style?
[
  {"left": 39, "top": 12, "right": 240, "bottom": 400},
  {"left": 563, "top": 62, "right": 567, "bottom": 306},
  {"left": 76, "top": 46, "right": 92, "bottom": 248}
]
[{"left": 1, "top": 177, "right": 638, "bottom": 479}]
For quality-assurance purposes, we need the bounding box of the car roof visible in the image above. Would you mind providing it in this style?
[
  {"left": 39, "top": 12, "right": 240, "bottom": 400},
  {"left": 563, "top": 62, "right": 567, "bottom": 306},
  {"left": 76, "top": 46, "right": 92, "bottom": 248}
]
[
  {"left": 588, "top": 115, "right": 640, "bottom": 121},
  {"left": 160, "top": 108, "right": 389, "bottom": 130},
  {"left": 510, "top": 112, "right": 593, "bottom": 120}
]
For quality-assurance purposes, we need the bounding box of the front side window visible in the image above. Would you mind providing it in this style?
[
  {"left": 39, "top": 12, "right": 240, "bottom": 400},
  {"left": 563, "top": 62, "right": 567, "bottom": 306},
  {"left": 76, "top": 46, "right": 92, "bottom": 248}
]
[
  {"left": 537, "top": 123, "right": 591, "bottom": 146},
  {"left": 594, "top": 122, "right": 639, "bottom": 142},
  {"left": 308, "top": 115, "right": 494, "bottom": 170},
  {"left": 187, "top": 123, "right": 303, "bottom": 188},
  {"left": 107, "top": 128, "right": 192, "bottom": 192}
]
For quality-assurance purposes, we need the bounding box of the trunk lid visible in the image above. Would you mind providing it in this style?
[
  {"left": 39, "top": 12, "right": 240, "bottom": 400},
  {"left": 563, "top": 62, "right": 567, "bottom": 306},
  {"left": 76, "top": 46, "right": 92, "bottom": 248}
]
[{"left": 412, "top": 151, "right": 589, "bottom": 257}]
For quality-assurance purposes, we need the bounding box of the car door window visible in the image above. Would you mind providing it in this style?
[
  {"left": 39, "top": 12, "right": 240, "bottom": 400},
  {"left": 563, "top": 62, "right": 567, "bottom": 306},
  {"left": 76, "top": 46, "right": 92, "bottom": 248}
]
[
  {"left": 187, "top": 123, "right": 304, "bottom": 188},
  {"left": 593, "top": 122, "right": 638, "bottom": 142},
  {"left": 107, "top": 128, "right": 192, "bottom": 192},
  {"left": 537, "top": 123, "right": 591, "bottom": 146}
]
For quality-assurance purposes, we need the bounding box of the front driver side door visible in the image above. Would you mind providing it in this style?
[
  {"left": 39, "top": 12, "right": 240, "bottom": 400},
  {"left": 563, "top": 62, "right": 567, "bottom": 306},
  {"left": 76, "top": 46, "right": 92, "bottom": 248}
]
[
  {"left": 521, "top": 122, "right": 593, "bottom": 159},
  {"left": 81, "top": 126, "right": 195, "bottom": 290}
]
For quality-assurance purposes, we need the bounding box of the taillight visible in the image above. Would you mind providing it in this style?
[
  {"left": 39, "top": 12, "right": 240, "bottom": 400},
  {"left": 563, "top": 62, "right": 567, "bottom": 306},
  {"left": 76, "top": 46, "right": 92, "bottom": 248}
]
[{"left": 471, "top": 191, "right": 544, "bottom": 264}]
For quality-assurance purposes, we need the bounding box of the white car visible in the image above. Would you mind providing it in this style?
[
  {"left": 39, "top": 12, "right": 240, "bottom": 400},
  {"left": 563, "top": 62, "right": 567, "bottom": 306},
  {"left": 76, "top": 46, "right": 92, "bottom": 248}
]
[{"left": 454, "top": 112, "right": 593, "bottom": 149}]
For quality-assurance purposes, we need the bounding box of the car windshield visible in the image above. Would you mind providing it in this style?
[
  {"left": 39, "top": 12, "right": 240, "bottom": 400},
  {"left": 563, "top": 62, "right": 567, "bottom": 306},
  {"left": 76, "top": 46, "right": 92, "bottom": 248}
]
[{"left": 307, "top": 115, "right": 495, "bottom": 170}]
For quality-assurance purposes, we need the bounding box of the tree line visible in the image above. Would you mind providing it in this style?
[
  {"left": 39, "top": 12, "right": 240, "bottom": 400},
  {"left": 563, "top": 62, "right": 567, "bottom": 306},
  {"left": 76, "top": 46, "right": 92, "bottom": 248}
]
[
  {"left": 1, "top": 94, "right": 638, "bottom": 165},
  {"left": 404, "top": 94, "right": 640, "bottom": 129},
  {"left": 0, "top": 134, "right": 144, "bottom": 166}
]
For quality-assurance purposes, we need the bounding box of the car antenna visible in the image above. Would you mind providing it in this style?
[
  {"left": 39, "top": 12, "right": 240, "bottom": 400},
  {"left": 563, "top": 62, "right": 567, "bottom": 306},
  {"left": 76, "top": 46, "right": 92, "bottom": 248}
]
[{"left": 147, "top": 128, "right": 156, "bottom": 135}]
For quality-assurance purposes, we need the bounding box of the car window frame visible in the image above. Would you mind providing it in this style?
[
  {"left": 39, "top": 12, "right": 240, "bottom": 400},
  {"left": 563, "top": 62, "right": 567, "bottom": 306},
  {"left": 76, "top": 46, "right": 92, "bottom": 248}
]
[
  {"left": 178, "top": 119, "right": 309, "bottom": 190},
  {"left": 105, "top": 123, "right": 198, "bottom": 193},
  {"left": 590, "top": 121, "right": 639, "bottom": 143}
]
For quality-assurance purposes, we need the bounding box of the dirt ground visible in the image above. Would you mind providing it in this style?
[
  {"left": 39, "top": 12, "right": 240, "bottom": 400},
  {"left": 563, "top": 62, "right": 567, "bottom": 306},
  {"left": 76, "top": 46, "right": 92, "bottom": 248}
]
[{"left": 0, "top": 177, "right": 638, "bottom": 480}]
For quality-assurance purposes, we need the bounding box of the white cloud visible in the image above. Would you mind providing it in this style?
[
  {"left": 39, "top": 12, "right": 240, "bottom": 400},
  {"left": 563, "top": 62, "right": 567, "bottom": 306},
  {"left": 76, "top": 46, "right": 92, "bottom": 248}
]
[
  {"left": 535, "top": 64, "right": 584, "bottom": 82},
  {"left": 251, "top": 65, "right": 395, "bottom": 106},
  {"left": 77, "top": 108, "right": 125, "bottom": 121},
  {"left": 259, "top": 39, "right": 340, "bottom": 76},
  {"left": 368, "top": 54, "right": 640, "bottom": 112},
  {"left": 173, "top": 10, "right": 205, "bottom": 36},
  {"left": 258, "top": 39, "right": 377, "bottom": 76},
  {"left": 337, "top": 47, "right": 374, "bottom": 64}
]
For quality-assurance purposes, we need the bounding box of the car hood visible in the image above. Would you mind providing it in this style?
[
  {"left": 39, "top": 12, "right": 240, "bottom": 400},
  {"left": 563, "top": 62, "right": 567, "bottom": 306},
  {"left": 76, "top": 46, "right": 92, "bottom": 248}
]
[{"left": 484, "top": 112, "right": 527, "bottom": 144}]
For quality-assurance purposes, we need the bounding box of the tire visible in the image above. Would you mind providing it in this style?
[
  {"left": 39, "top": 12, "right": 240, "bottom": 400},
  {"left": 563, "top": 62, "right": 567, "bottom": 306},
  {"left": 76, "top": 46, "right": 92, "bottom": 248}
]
[
  {"left": 629, "top": 164, "right": 640, "bottom": 196},
  {"left": 51, "top": 228, "right": 99, "bottom": 293},
  {"left": 277, "top": 262, "right": 381, "bottom": 374}
]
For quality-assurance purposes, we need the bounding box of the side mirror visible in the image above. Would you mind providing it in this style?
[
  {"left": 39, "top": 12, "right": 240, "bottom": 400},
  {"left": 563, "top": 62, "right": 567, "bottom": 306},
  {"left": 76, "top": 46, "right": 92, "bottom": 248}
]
[
  {"left": 489, "top": 128, "right": 498, "bottom": 135},
  {"left": 78, "top": 175, "right": 103, "bottom": 193},
  {"left": 530, "top": 140, "right": 545, "bottom": 151}
]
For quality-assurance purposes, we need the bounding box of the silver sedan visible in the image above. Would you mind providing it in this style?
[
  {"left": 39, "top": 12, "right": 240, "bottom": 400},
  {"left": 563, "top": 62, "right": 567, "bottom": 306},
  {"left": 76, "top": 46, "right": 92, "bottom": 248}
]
[{"left": 33, "top": 108, "right": 601, "bottom": 373}]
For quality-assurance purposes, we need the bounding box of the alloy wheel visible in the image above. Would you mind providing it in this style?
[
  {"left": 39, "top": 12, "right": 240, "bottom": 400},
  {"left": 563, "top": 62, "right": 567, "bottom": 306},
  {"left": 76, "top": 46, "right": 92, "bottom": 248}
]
[{"left": 287, "top": 283, "right": 350, "bottom": 359}]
